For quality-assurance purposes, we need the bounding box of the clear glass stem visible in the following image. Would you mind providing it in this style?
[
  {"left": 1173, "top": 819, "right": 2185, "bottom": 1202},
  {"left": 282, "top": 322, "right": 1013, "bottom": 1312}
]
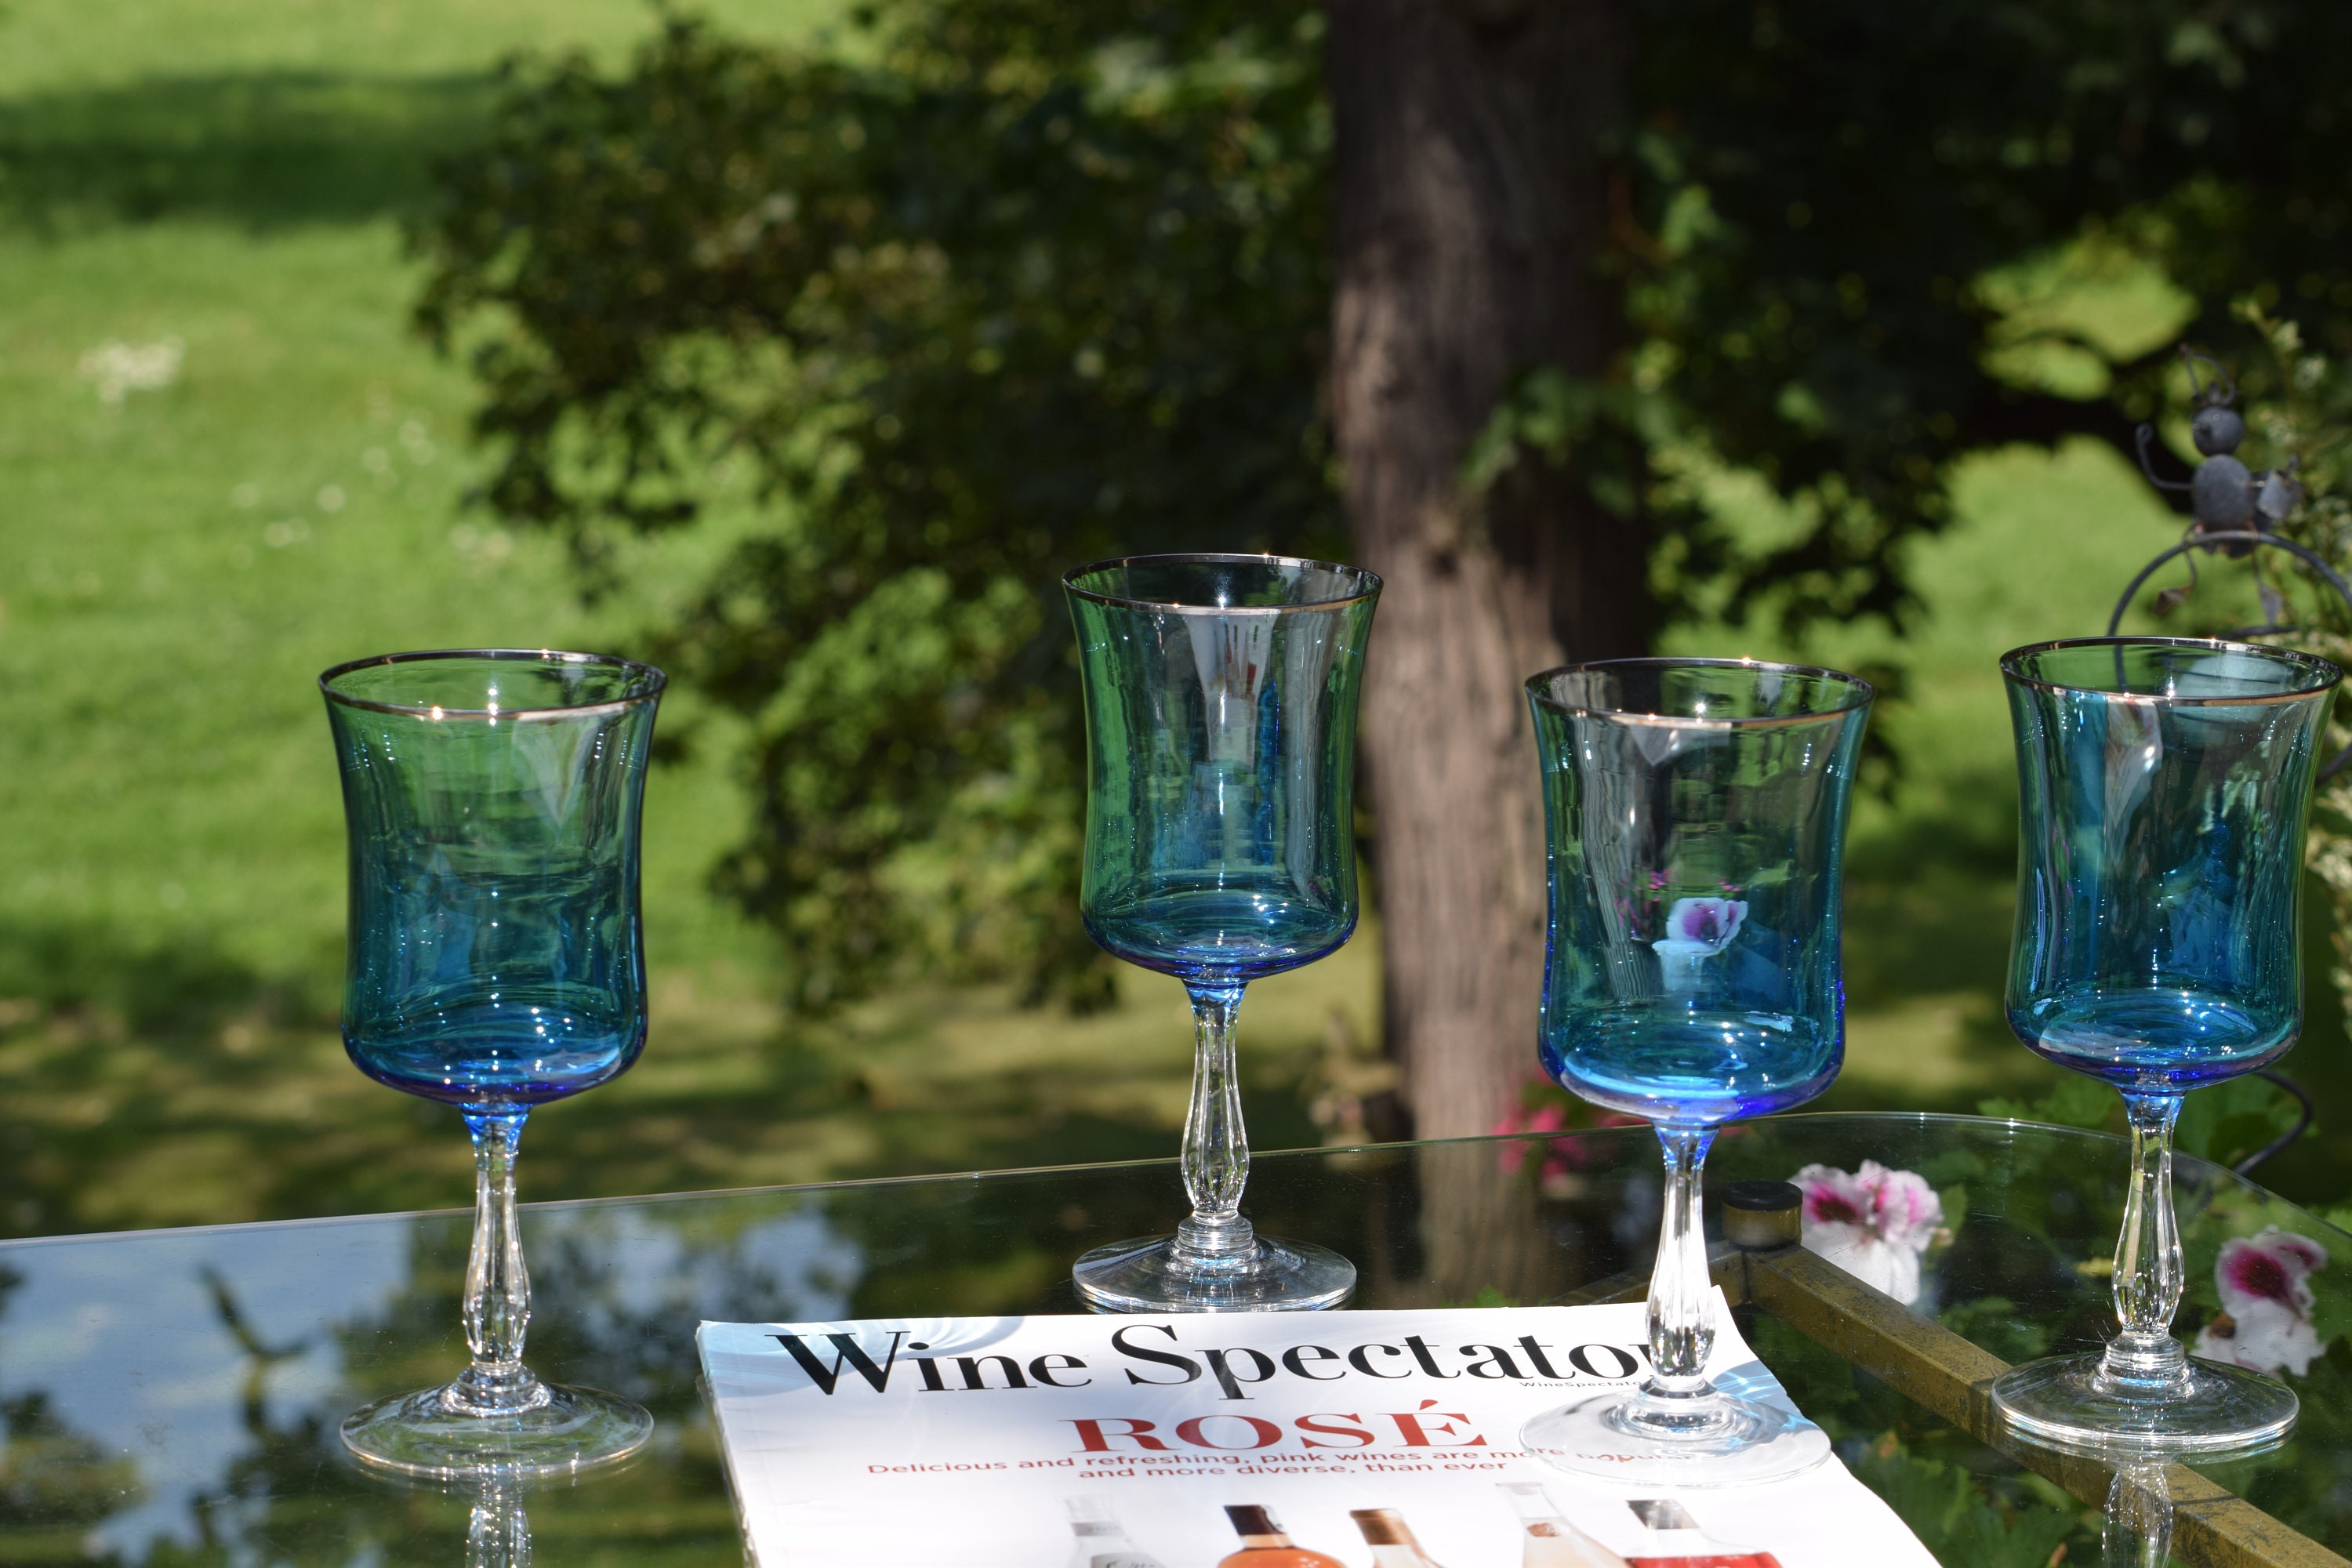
[
  {"left": 1175, "top": 982, "right": 1256, "bottom": 1265},
  {"left": 469, "top": 1479, "right": 534, "bottom": 1568},
  {"left": 2104, "top": 1460, "right": 2172, "bottom": 1568},
  {"left": 448, "top": 1112, "right": 549, "bottom": 1417},
  {"left": 2100, "top": 1093, "right": 2190, "bottom": 1398},
  {"left": 1624, "top": 1125, "right": 1719, "bottom": 1428}
]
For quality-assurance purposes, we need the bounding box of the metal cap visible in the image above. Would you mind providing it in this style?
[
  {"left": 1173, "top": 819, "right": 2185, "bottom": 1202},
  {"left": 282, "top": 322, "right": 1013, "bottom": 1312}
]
[{"left": 1720, "top": 1179, "right": 1802, "bottom": 1250}]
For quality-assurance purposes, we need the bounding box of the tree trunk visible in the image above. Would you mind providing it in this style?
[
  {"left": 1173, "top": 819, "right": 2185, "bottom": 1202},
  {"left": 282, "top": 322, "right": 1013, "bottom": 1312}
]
[{"left": 1328, "top": 0, "right": 1646, "bottom": 1144}]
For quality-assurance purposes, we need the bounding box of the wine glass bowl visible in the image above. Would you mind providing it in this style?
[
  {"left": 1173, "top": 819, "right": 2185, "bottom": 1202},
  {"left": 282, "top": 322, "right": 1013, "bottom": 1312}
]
[
  {"left": 323, "top": 649, "right": 663, "bottom": 1477},
  {"left": 1083, "top": 881, "right": 1356, "bottom": 982},
  {"left": 1521, "top": 657, "right": 1871, "bottom": 1485},
  {"left": 332, "top": 652, "right": 656, "bottom": 1113},
  {"left": 1993, "top": 637, "right": 2339, "bottom": 1455},
  {"left": 1065, "top": 554, "right": 1377, "bottom": 1312},
  {"left": 1533, "top": 661, "right": 1866, "bottom": 1130}
]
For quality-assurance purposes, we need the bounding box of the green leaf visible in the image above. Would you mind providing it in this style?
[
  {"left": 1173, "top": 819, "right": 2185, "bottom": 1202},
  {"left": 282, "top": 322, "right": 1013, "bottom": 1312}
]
[
  {"left": 2177, "top": 1076, "right": 2301, "bottom": 1167},
  {"left": 1978, "top": 1076, "right": 2114, "bottom": 1131},
  {"left": 1939, "top": 1295, "right": 2053, "bottom": 1367},
  {"left": 1853, "top": 1436, "right": 2081, "bottom": 1568}
]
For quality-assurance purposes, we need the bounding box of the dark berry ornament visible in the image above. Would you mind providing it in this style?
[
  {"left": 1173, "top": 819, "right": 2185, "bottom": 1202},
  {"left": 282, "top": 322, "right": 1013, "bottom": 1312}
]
[
  {"left": 2133, "top": 347, "right": 2296, "bottom": 558},
  {"left": 2191, "top": 455, "right": 2257, "bottom": 531},
  {"left": 2191, "top": 404, "right": 2245, "bottom": 456}
]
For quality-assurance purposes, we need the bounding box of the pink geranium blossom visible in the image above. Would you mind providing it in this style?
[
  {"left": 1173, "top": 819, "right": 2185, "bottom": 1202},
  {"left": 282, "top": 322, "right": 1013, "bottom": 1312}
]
[
  {"left": 1652, "top": 896, "right": 1748, "bottom": 994},
  {"left": 1791, "top": 1160, "right": 1946, "bottom": 1305},
  {"left": 1494, "top": 1103, "right": 1568, "bottom": 1174},
  {"left": 1491, "top": 1101, "right": 1582, "bottom": 1196},
  {"left": 1493, "top": 1092, "right": 1643, "bottom": 1197},
  {"left": 1654, "top": 896, "right": 1747, "bottom": 958},
  {"left": 2194, "top": 1227, "right": 2331, "bottom": 1377}
]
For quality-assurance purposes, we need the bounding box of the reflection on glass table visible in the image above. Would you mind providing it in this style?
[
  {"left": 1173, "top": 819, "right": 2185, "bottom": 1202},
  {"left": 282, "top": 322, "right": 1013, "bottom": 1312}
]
[{"left": 4, "top": 1112, "right": 2350, "bottom": 1564}]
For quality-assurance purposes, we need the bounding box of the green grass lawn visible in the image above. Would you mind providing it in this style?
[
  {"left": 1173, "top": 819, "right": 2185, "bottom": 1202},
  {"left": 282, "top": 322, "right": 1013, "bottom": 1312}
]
[{"left": 0, "top": 0, "right": 2343, "bottom": 1240}]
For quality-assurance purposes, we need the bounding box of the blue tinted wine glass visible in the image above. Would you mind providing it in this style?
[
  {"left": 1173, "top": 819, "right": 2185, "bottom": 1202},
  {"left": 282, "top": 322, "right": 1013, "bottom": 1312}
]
[
  {"left": 323, "top": 649, "right": 664, "bottom": 1476},
  {"left": 1521, "top": 659, "right": 1871, "bottom": 1485},
  {"left": 1993, "top": 637, "right": 2339, "bottom": 1455},
  {"left": 1065, "top": 554, "right": 1378, "bottom": 1312}
]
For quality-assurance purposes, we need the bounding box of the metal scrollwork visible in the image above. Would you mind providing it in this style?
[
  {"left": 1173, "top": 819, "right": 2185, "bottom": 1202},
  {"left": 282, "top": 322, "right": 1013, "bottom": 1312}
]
[{"left": 2110, "top": 347, "right": 2343, "bottom": 1174}]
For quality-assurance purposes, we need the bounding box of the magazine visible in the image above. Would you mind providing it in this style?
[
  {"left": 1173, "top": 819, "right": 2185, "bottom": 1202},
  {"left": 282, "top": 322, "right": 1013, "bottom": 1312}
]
[{"left": 699, "top": 1296, "right": 1934, "bottom": 1567}]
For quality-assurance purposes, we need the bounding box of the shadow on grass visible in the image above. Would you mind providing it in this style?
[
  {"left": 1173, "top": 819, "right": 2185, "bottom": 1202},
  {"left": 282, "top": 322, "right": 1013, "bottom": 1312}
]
[
  {"left": 0, "top": 907, "right": 1240, "bottom": 1240},
  {"left": 1843, "top": 762, "right": 2017, "bottom": 989},
  {"left": 1844, "top": 855, "right": 2014, "bottom": 1003},
  {"left": 858, "top": 1080, "right": 1319, "bottom": 1180},
  {"left": 1828, "top": 764, "right": 2035, "bottom": 1112},
  {"left": 0, "top": 917, "right": 487, "bottom": 1241},
  {"left": 513, "top": 1034, "right": 1314, "bottom": 1212},
  {"left": 0, "top": 914, "right": 316, "bottom": 1040},
  {"left": 0, "top": 71, "right": 502, "bottom": 230}
]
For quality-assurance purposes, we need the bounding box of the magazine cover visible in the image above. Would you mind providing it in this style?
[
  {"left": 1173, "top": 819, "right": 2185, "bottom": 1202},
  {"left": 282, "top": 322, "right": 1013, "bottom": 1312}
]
[{"left": 699, "top": 1298, "right": 1935, "bottom": 1566}]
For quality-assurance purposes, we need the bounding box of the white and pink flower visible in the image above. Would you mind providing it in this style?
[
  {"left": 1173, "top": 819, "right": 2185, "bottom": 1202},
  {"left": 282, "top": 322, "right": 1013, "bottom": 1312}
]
[
  {"left": 1791, "top": 1160, "right": 1946, "bottom": 1305},
  {"left": 1653, "top": 896, "right": 1748, "bottom": 991},
  {"left": 2194, "top": 1227, "right": 2331, "bottom": 1378},
  {"left": 1656, "top": 896, "right": 1747, "bottom": 958}
]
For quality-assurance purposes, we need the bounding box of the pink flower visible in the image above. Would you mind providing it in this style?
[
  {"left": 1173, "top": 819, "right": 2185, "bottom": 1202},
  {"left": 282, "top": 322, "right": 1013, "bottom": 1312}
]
[
  {"left": 1652, "top": 897, "right": 1748, "bottom": 994},
  {"left": 1796, "top": 1164, "right": 1873, "bottom": 1228},
  {"left": 1494, "top": 1102, "right": 1569, "bottom": 1174},
  {"left": 2218, "top": 1228, "right": 2327, "bottom": 1317},
  {"left": 1790, "top": 1160, "right": 1945, "bottom": 1305},
  {"left": 2194, "top": 1227, "right": 2331, "bottom": 1377},
  {"left": 1657, "top": 896, "right": 1747, "bottom": 956},
  {"left": 1866, "top": 1167, "right": 1944, "bottom": 1253}
]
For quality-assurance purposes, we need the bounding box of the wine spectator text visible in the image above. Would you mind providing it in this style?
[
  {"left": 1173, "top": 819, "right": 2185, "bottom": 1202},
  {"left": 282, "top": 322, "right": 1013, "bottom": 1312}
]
[{"left": 764, "top": 1322, "right": 1650, "bottom": 1400}]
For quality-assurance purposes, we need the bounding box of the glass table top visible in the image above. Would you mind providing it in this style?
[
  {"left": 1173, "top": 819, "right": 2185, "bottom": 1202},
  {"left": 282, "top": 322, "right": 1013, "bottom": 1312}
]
[{"left": 2, "top": 1111, "right": 2347, "bottom": 1564}]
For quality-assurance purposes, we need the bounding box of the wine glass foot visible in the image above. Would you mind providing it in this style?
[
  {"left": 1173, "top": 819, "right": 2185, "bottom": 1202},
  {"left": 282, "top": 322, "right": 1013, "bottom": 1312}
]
[
  {"left": 1520, "top": 1389, "right": 1831, "bottom": 1488},
  {"left": 341, "top": 1381, "right": 653, "bottom": 1479},
  {"left": 1992, "top": 1352, "right": 2297, "bottom": 1456},
  {"left": 1073, "top": 1233, "right": 1355, "bottom": 1312}
]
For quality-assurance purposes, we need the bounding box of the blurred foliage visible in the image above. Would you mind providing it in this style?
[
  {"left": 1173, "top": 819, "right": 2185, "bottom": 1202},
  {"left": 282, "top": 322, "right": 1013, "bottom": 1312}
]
[
  {"left": 2177, "top": 1072, "right": 2307, "bottom": 1169},
  {"left": 1979, "top": 1076, "right": 2117, "bottom": 1133},
  {"left": 1849, "top": 1431, "right": 2082, "bottom": 1568},
  {"left": 415, "top": 2, "right": 1338, "bottom": 1010},
  {"left": 416, "top": 0, "right": 2352, "bottom": 1011},
  {"left": 0, "top": 1392, "right": 140, "bottom": 1545},
  {"left": 1486, "top": 0, "right": 2352, "bottom": 645},
  {"left": 2217, "top": 308, "right": 2352, "bottom": 1094},
  {"left": 1982, "top": 1068, "right": 2306, "bottom": 1173}
]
